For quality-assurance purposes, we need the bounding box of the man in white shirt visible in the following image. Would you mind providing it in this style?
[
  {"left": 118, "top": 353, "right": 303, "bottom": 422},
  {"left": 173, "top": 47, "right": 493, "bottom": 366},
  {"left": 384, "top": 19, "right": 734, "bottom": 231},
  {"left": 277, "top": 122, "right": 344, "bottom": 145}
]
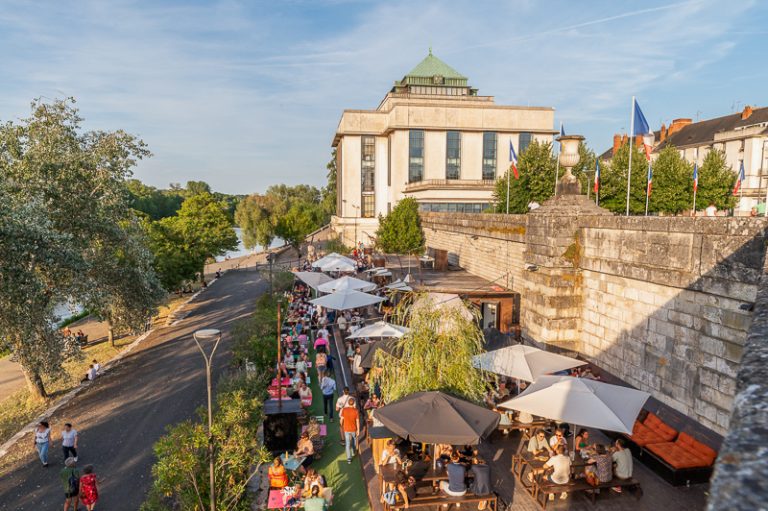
[
  {"left": 335, "top": 386, "right": 353, "bottom": 441},
  {"left": 92, "top": 359, "right": 101, "bottom": 373},
  {"left": 543, "top": 446, "right": 571, "bottom": 501},
  {"left": 611, "top": 438, "right": 633, "bottom": 493},
  {"left": 317, "top": 326, "right": 329, "bottom": 340}
]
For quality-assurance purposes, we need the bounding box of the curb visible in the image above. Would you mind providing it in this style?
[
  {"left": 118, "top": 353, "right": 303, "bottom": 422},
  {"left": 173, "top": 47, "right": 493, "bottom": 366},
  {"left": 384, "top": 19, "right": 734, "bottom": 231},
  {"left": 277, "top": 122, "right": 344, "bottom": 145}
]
[{"left": 0, "top": 278, "right": 220, "bottom": 459}]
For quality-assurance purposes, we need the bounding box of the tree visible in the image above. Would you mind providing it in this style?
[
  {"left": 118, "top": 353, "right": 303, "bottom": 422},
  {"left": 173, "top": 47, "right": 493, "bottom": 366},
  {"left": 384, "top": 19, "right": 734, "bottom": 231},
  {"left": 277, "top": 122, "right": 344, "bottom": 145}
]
[
  {"left": 275, "top": 202, "right": 325, "bottom": 257},
  {"left": 321, "top": 149, "right": 337, "bottom": 218},
  {"left": 493, "top": 140, "right": 557, "bottom": 213},
  {"left": 648, "top": 146, "right": 693, "bottom": 214},
  {"left": 0, "top": 98, "right": 157, "bottom": 398},
  {"left": 185, "top": 180, "right": 212, "bottom": 196},
  {"left": 696, "top": 149, "right": 737, "bottom": 211},
  {"left": 596, "top": 142, "right": 650, "bottom": 214},
  {"left": 126, "top": 179, "right": 185, "bottom": 220},
  {"left": 234, "top": 194, "right": 276, "bottom": 250},
  {"left": 375, "top": 197, "right": 425, "bottom": 254},
  {"left": 373, "top": 293, "right": 487, "bottom": 403}
]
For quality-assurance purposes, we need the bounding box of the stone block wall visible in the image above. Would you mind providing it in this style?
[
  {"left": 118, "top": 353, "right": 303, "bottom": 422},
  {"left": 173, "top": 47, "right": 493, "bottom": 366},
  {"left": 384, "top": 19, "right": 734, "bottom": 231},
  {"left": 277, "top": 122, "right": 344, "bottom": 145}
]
[{"left": 420, "top": 209, "right": 768, "bottom": 435}]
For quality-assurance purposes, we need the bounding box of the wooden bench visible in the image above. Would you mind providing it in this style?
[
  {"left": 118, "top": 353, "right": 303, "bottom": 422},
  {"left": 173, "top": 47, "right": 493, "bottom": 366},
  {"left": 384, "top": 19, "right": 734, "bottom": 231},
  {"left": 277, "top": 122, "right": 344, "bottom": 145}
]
[
  {"left": 534, "top": 477, "right": 640, "bottom": 509},
  {"left": 385, "top": 491, "right": 498, "bottom": 510}
]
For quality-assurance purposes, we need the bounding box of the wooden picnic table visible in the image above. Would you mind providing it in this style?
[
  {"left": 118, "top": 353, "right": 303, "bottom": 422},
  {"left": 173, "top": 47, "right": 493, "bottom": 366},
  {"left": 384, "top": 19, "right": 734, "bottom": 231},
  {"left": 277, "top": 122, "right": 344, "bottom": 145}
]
[{"left": 512, "top": 452, "right": 591, "bottom": 496}]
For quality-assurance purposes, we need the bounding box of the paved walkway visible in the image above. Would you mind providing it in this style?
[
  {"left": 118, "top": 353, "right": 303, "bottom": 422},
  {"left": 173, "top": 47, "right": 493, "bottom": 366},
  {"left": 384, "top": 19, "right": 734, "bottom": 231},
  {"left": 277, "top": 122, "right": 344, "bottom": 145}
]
[{"left": 0, "top": 269, "right": 268, "bottom": 510}]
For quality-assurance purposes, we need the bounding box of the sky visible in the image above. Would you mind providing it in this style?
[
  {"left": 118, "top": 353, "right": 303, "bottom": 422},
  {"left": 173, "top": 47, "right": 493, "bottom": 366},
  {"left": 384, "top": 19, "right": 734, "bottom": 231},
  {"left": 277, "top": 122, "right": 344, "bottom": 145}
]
[{"left": 0, "top": 0, "right": 766, "bottom": 195}]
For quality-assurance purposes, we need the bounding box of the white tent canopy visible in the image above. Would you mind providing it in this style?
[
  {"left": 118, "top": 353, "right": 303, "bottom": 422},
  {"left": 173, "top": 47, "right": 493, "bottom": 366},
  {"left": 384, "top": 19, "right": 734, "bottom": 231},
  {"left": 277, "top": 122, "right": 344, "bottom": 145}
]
[
  {"left": 310, "top": 289, "right": 385, "bottom": 311},
  {"left": 317, "top": 276, "right": 376, "bottom": 294},
  {"left": 347, "top": 321, "right": 410, "bottom": 339},
  {"left": 312, "top": 253, "right": 357, "bottom": 272},
  {"left": 499, "top": 375, "right": 650, "bottom": 435},
  {"left": 292, "top": 271, "right": 334, "bottom": 290},
  {"left": 472, "top": 345, "right": 586, "bottom": 382},
  {"left": 386, "top": 279, "right": 413, "bottom": 292}
]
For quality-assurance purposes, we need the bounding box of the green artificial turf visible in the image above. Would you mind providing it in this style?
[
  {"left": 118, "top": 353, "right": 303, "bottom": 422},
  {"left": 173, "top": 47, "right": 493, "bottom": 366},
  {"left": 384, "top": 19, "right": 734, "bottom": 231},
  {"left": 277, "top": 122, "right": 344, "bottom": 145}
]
[{"left": 305, "top": 345, "right": 371, "bottom": 511}]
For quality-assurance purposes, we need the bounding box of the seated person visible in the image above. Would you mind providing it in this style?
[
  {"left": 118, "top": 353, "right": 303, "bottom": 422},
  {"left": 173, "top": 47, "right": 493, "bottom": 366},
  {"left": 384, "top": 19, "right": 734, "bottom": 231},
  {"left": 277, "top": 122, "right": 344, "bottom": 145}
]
[
  {"left": 303, "top": 485, "right": 327, "bottom": 511},
  {"left": 385, "top": 472, "right": 416, "bottom": 508},
  {"left": 543, "top": 445, "right": 571, "bottom": 501},
  {"left": 611, "top": 438, "right": 633, "bottom": 493},
  {"left": 298, "top": 382, "right": 313, "bottom": 408},
  {"left": 380, "top": 439, "right": 402, "bottom": 467},
  {"left": 268, "top": 457, "right": 289, "bottom": 489},
  {"left": 81, "top": 364, "right": 97, "bottom": 383},
  {"left": 527, "top": 430, "right": 552, "bottom": 458},
  {"left": 574, "top": 429, "right": 591, "bottom": 458},
  {"left": 495, "top": 407, "right": 514, "bottom": 434},
  {"left": 439, "top": 452, "right": 467, "bottom": 497},
  {"left": 305, "top": 416, "right": 322, "bottom": 439},
  {"left": 302, "top": 468, "right": 325, "bottom": 497},
  {"left": 470, "top": 457, "right": 492, "bottom": 498},
  {"left": 295, "top": 353, "right": 309, "bottom": 376},
  {"left": 294, "top": 432, "right": 315, "bottom": 473},
  {"left": 549, "top": 428, "right": 568, "bottom": 454},
  {"left": 586, "top": 444, "right": 613, "bottom": 484}
]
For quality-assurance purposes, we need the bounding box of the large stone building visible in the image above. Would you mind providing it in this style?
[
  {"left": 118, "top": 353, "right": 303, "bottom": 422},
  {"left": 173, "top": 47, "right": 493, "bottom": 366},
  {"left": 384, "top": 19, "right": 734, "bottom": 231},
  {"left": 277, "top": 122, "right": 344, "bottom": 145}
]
[
  {"left": 330, "top": 51, "right": 555, "bottom": 245},
  {"left": 602, "top": 106, "right": 768, "bottom": 215}
]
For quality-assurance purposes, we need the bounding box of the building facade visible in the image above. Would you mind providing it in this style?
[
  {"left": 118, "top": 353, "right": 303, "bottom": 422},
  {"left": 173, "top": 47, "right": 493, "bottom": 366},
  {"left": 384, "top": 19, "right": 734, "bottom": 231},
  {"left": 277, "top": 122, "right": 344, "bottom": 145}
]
[
  {"left": 602, "top": 106, "right": 768, "bottom": 216},
  {"left": 331, "top": 51, "right": 555, "bottom": 246}
]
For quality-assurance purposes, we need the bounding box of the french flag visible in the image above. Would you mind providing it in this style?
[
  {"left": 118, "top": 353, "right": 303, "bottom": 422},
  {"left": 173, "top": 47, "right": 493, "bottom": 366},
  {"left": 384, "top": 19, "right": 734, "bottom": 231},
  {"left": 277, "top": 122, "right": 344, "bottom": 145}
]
[
  {"left": 646, "top": 162, "right": 653, "bottom": 197},
  {"left": 593, "top": 159, "right": 600, "bottom": 193},
  {"left": 733, "top": 161, "right": 745, "bottom": 196},
  {"left": 693, "top": 163, "right": 699, "bottom": 192},
  {"left": 509, "top": 140, "right": 519, "bottom": 179}
]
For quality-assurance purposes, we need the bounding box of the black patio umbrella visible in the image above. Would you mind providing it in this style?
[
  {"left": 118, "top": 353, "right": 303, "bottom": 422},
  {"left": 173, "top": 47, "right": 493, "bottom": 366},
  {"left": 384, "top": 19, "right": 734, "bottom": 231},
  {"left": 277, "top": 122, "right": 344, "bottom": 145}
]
[
  {"left": 359, "top": 339, "right": 399, "bottom": 369},
  {"left": 374, "top": 391, "right": 500, "bottom": 445}
]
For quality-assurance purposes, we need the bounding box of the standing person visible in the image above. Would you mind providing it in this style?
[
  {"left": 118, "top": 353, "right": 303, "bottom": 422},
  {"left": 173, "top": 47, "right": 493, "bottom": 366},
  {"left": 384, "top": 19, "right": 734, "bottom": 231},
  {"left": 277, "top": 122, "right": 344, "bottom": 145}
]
[
  {"left": 79, "top": 464, "right": 99, "bottom": 510},
  {"left": 61, "top": 423, "right": 79, "bottom": 462},
  {"left": 320, "top": 374, "right": 337, "bottom": 423},
  {"left": 335, "top": 387, "right": 353, "bottom": 444},
  {"left": 340, "top": 397, "right": 360, "bottom": 464},
  {"left": 34, "top": 421, "right": 51, "bottom": 467},
  {"left": 60, "top": 457, "right": 80, "bottom": 511},
  {"left": 351, "top": 346, "right": 364, "bottom": 380},
  {"left": 92, "top": 359, "right": 101, "bottom": 373}
]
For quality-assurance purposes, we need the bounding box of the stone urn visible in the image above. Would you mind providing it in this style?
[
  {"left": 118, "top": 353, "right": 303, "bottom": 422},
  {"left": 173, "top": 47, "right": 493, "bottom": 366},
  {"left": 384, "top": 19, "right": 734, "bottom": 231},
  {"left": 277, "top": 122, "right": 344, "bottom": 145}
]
[{"left": 556, "top": 135, "right": 584, "bottom": 195}]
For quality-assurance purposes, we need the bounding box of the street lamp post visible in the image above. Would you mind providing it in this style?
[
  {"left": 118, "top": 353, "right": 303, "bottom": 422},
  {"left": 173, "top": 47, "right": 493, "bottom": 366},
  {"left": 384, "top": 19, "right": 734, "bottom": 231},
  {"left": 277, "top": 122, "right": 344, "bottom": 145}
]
[{"left": 193, "top": 328, "right": 223, "bottom": 511}]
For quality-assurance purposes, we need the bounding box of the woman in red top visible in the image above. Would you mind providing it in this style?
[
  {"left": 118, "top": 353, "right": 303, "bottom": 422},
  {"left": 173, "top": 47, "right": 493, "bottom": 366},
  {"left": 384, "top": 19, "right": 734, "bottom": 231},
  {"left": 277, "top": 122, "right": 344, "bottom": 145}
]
[{"left": 79, "top": 465, "right": 99, "bottom": 510}]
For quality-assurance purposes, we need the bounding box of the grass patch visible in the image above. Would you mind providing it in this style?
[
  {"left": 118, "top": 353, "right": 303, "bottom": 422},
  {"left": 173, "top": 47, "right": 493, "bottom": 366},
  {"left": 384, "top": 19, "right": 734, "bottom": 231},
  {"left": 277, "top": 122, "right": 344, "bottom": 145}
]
[
  {"left": 306, "top": 344, "right": 370, "bottom": 511},
  {"left": 58, "top": 309, "right": 90, "bottom": 328}
]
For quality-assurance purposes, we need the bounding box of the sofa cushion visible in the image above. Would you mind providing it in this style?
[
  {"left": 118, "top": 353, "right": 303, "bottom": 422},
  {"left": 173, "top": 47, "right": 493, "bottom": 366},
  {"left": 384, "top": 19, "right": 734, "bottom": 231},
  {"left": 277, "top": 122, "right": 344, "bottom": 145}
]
[
  {"left": 645, "top": 443, "right": 710, "bottom": 469},
  {"left": 643, "top": 413, "right": 678, "bottom": 442},
  {"left": 676, "top": 432, "right": 718, "bottom": 466}
]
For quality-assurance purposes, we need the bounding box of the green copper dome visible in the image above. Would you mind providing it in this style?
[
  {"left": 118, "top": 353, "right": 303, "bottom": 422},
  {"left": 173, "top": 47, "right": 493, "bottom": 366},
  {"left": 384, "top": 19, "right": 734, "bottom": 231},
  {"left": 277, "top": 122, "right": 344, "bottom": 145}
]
[{"left": 392, "top": 50, "right": 473, "bottom": 92}]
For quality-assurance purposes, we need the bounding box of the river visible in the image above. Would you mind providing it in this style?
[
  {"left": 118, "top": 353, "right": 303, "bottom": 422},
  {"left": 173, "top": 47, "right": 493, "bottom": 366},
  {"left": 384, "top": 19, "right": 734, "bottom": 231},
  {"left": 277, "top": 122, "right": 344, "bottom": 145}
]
[{"left": 215, "top": 227, "right": 284, "bottom": 262}]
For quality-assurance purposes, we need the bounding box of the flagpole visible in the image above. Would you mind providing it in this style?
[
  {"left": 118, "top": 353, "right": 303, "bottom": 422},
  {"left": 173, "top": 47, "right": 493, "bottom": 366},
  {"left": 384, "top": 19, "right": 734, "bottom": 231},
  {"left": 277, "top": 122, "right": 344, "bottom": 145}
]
[
  {"left": 506, "top": 167, "right": 510, "bottom": 214},
  {"left": 692, "top": 165, "right": 698, "bottom": 216},
  {"left": 626, "top": 97, "right": 636, "bottom": 216},
  {"left": 739, "top": 159, "right": 744, "bottom": 215},
  {"left": 644, "top": 162, "right": 651, "bottom": 216},
  {"left": 554, "top": 122, "right": 562, "bottom": 195}
]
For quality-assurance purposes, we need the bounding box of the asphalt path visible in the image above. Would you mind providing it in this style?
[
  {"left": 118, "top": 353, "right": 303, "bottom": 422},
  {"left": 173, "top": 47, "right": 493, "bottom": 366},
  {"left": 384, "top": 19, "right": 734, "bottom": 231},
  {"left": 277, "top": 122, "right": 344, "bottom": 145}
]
[{"left": 0, "top": 269, "right": 268, "bottom": 510}]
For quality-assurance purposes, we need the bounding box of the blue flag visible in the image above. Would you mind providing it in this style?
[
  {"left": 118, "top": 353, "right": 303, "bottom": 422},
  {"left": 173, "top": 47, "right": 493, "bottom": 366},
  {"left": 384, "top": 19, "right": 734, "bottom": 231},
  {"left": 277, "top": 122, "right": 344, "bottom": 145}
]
[
  {"left": 632, "top": 99, "right": 651, "bottom": 136},
  {"left": 560, "top": 124, "right": 565, "bottom": 137}
]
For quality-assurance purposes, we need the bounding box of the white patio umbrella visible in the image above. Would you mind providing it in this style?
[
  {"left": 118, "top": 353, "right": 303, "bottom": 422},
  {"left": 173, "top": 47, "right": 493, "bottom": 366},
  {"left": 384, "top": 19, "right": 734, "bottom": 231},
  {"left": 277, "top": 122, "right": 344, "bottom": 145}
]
[
  {"left": 472, "top": 345, "right": 586, "bottom": 382},
  {"left": 317, "top": 276, "right": 376, "bottom": 294},
  {"left": 312, "top": 253, "right": 356, "bottom": 272},
  {"left": 346, "top": 321, "right": 409, "bottom": 339},
  {"left": 310, "top": 289, "right": 385, "bottom": 311},
  {"left": 292, "top": 271, "right": 334, "bottom": 290},
  {"left": 499, "top": 375, "right": 650, "bottom": 435},
  {"left": 386, "top": 279, "right": 413, "bottom": 292}
]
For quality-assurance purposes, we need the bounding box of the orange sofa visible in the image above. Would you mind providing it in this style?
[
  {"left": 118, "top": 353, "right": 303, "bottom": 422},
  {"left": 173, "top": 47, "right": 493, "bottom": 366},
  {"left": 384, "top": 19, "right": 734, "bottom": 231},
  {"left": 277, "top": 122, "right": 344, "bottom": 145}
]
[
  {"left": 646, "top": 432, "right": 718, "bottom": 469},
  {"left": 629, "top": 412, "right": 678, "bottom": 447}
]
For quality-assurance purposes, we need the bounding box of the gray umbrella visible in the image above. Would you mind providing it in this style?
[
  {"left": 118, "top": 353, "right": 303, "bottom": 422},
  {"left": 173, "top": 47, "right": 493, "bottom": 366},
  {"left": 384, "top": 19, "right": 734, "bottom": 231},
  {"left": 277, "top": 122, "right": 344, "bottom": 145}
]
[
  {"left": 375, "top": 391, "right": 500, "bottom": 445},
  {"left": 359, "top": 339, "right": 398, "bottom": 369}
]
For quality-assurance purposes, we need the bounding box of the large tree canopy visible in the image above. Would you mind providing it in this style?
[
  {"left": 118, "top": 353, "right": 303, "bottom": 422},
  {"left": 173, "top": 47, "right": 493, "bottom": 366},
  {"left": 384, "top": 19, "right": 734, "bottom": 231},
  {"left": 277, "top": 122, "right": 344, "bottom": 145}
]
[
  {"left": 375, "top": 197, "right": 425, "bottom": 254},
  {"left": 0, "top": 98, "right": 161, "bottom": 398}
]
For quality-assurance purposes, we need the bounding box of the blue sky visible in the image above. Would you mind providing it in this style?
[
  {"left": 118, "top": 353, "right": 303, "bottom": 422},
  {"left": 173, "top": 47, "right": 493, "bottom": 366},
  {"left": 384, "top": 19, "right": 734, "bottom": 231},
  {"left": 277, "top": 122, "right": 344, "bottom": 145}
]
[{"left": 1, "top": 0, "right": 766, "bottom": 194}]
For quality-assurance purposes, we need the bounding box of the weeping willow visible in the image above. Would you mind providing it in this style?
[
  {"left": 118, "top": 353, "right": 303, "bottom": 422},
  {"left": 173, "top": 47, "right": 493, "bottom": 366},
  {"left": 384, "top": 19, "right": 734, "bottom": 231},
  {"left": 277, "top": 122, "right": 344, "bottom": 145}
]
[{"left": 373, "top": 293, "right": 487, "bottom": 404}]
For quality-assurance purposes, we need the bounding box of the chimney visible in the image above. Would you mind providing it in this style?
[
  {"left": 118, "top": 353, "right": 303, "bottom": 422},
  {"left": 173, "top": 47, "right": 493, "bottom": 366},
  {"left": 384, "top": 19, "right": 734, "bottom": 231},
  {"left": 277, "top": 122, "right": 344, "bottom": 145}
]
[
  {"left": 668, "top": 118, "right": 692, "bottom": 136},
  {"left": 613, "top": 134, "right": 621, "bottom": 155},
  {"left": 660, "top": 123, "right": 667, "bottom": 142},
  {"left": 622, "top": 134, "right": 628, "bottom": 147},
  {"left": 742, "top": 105, "right": 753, "bottom": 120},
  {"left": 635, "top": 134, "right": 643, "bottom": 147}
]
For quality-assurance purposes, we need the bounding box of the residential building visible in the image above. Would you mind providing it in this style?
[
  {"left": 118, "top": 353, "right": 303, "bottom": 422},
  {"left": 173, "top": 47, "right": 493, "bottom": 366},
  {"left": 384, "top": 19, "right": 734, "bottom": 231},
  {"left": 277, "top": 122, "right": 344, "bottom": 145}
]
[
  {"left": 601, "top": 106, "right": 768, "bottom": 215},
  {"left": 330, "top": 50, "right": 555, "bottom": 245}
]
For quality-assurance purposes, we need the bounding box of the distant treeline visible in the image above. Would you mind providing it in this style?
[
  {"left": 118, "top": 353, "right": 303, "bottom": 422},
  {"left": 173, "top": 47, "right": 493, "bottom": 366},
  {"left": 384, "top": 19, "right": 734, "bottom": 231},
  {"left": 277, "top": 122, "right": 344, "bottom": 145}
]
[{"left": 127, "top": 179, "right": 243, "bottom": 222}]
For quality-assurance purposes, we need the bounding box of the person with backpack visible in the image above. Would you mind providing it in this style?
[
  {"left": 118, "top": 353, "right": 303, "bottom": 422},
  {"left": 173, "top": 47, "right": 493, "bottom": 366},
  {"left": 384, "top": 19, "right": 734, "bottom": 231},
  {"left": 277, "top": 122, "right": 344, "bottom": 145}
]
[
  {"left": 60, "top": 457, "right": 80, "bottom": 511},
  {"left": 79, "top": 464, "right": 99, "bottom": 510}
]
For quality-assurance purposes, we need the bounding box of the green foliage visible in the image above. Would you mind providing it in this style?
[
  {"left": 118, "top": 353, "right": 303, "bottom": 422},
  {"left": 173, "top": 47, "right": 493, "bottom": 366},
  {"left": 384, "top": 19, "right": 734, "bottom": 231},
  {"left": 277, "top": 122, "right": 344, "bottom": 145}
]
[
  {"left": 596, "top": 142, "right": 650, "bottom": 214},
  {"left": 231, "top": 294, "right": 280, "bottom": 371},
  {"left": 145, "top": 193, "right": 238, "bottom": 289},
  {"left": 235, "top": 184, "right": 328, "bottom": 254},
  {"left": 696, "top": 149, "right": 737, "bottom": 211},
  {"left": 375, "top": 197, "right": 425, "bottom": 254},
  {"left": 323, "top": 236, "right": 352, "bottom": 256},
  {"left": 374, "top": 293, "right": 487, "bottom": 403},
  {"left": 127, "top": 179, "right": 185, "bottom": 220},
  {"left": 0, "top": 98, "right": 160, "bottom": 398},
  {"left": 321, "top": 149, "right": 338, "bottom": 218},
  {"left": 493, "top": 140, "right": 557, "bottom": 213},
  {"left": 648, "top": 146, "right": 693, "bottom": 214},
  {"left": 58, "top": 310, "right": 91, "bottom": 328}
]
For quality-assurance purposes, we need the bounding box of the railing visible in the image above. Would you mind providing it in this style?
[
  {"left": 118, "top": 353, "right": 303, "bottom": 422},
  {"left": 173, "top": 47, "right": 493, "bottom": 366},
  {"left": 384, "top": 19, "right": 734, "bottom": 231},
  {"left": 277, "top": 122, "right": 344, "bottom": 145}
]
[{"left": 405, "top": 179, "right": 496, "bottom": 192}]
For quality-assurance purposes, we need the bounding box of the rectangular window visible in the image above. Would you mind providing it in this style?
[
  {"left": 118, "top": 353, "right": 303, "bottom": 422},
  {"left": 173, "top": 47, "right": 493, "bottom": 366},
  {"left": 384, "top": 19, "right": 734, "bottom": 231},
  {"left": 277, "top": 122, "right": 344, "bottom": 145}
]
[
  {"left": 409, "top": 130, "right": 424, "bottom": 182},
  {"left": 482, "top": 132, "right": 497, "bottom": 180},
  {"left": 362, "top": 194, "right": 375, "bottom": 218},
  {"left": 361, "top": 136, "right": 375, "bottom": 218},
  {"left": 446, "top": 131, "right": 461, "bottom": 179},
  {"left": 519, "top": 132, "right": 533, "bottom": 154}
]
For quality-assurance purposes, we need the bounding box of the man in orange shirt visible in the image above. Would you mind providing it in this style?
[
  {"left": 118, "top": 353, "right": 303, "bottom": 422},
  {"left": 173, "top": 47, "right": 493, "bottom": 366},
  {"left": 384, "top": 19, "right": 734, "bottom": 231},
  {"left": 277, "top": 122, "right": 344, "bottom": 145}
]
[{"left": 340, "top": 397, "right": 360, "bottom": 464}]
